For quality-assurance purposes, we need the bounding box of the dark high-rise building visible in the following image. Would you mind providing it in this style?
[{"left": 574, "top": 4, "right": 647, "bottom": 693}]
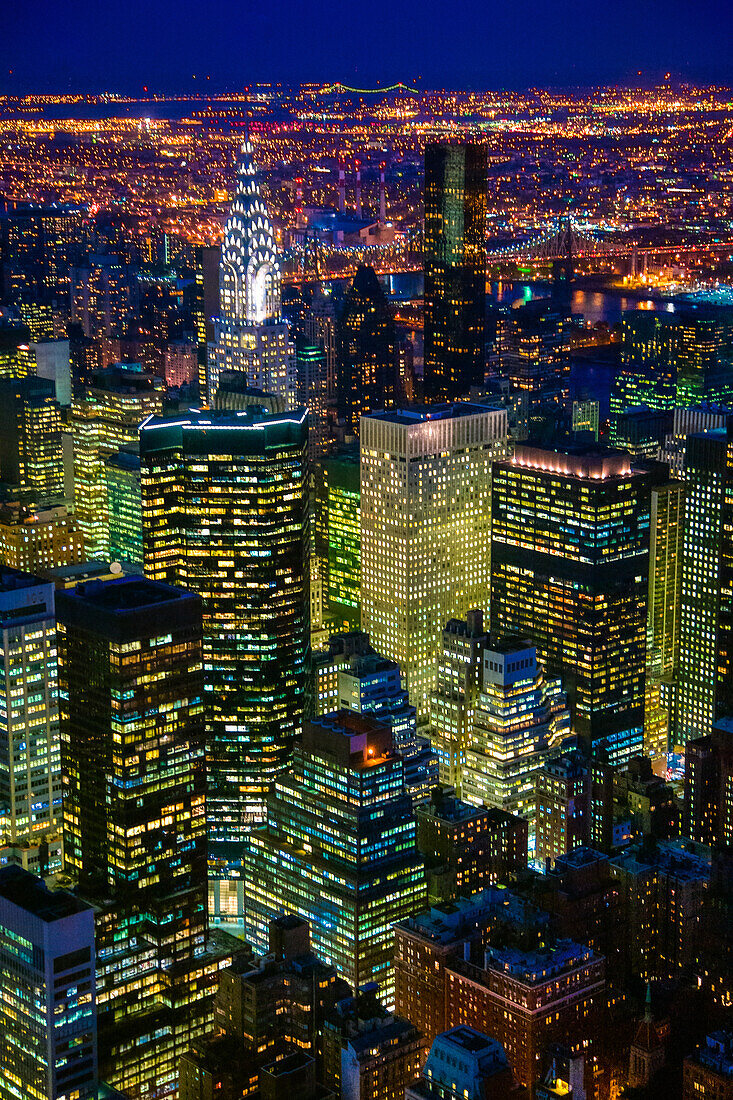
[
  {"left": 0, "top": 375, "right": 65, "bottom": 505},
  {"left": 684, "top": 718, "right": 733, "bottom": 848},
  {"left": 610, "top": 308, "right": 733, "bottom": 428},
  {"left": 336, "top": 264, "right": 396, "bottom": 433},
  {"left": 56, "top": 576, "right": 235, "bottom": 1099},
  {"left": 140, "top": 407, "right": 310, "bottom": 895},
  {"left": 296, "top": 336, "right": 329, "bottom": 460},
  {"left": 0, "top": 202, "right": 84, "bottom": 302},
  {"left": 490, "top": 443, "right": 651, "bottom": 764},
  {"left": 423, "top": 143, "right": 487, "bottom": 402}
]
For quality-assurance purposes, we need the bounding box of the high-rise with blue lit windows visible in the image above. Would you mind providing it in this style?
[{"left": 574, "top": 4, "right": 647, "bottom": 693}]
[
  {"left": 139, "top": 406, "right": 309, "bottom": 900},
  {"left": 0, "top": 865, "right": 98, "bottom": 1100},
  {"left": 490, "top": 442, "right": 651, "bottom": 764},
  {"left": 244, "top": 710, "right": 426, "bottom": 1007}
]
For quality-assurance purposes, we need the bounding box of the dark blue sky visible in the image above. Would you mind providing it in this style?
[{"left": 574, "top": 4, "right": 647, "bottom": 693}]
[{"left": 3, "top": 0, "right": 732, "bottom": 92}]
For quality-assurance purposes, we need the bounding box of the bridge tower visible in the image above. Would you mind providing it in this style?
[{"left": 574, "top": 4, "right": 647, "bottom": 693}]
[{"left": 552, "top": 214, "right": 573, "bottom": 309}]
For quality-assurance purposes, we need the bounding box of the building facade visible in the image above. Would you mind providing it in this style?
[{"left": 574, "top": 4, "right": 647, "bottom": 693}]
[
  {"left": 429, "top": 610, "right": 491, "bottom": 794},
  {"left": 361, "top": 404, "right": 506, "bottom": 720},
  {"left": 491, "top": 443, "right": 651, "bottom": 763},
  {"left": 56, "top": 576, "right": 235, "bottom": 1099},
  {"left": 0, "top": 866, "right": 98, "bottom": 1100},
  {"left": 462, "top": 638, "right": 570, "bottom": 822},
  {"left": 0, "top": 567, "right": 60, "bottom": 870},
  {"left": 423, "top": 143, "right": 487, "bottom": 402},
  {"left": 140, "top": 406, "right": 309, "bottom": 890},
  {"left": 245, "top": 711, "right": 427, "bottom": 1007}
]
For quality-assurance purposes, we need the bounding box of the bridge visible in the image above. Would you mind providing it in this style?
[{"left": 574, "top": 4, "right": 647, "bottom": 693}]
[
  {"left": 486, "top": 215, "right": 733, "bottom": 264},
  {"left": 281, "top": 215, "right": 733, "bottom": 283}
]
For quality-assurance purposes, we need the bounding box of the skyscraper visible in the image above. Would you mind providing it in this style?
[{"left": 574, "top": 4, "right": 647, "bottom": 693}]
[
  {"left": 104, "top": 448, "right": 142, "bottom": 567},
  {"left": 71, "top": 365, "right": 163, "bottom": 559},
  {"left": 245, "top": 711, "right": 426, "bottom": 1007},
  {"left": 462, "top": 637, "right": 570, "bottom": 821},
  {"left": 429, "top": 609, "right": 491, "bottom": 794},
  {"left": 423, "top": 143, "right": 487, "bottom": 402},
  {"left": 0, "top": 866, "right": 98, "bottom": 1100},
  {"left": 312, "top": 630, "right": 438, "bottom": 803},
  {"left": 535, "top": 750, "right": 591, "bottom": 865},
  {"left": 336, "top": 264, "right": 397, "bottom": 433},
  {"left": 0, "top": 375, "right": 65, "bottom": 506},
  {"left": 610, "top": 307, "right": 733, "bottom": 426},
  {"left": 646, "top": 475, "right": 685, "bottom": 756},
  {"left": 673, "top": 428, "right": 728, "bottom": 745},
  {"left": 490, "top": 443, "right": 651, "bottom": 763},
  {"left": 319, "top": 445, "right": 361, "bottom": 633},
  {"left": 361, "top": 403, "right": 507, "bottom": 719},
  {"left": 140, "top": 406, "right": 309, "bottom": 889},
  {"left": 207, "top": 140, "right": 295, "bottom": 406},
  {"left": 684, "top": 717, "right": 733, "bottom": 848},
  {"left": 0, "top": 567, "right": 60, "bottom": 872},
  {"left": 56, "top": 575, "right": 235, "bottom": 1099}
]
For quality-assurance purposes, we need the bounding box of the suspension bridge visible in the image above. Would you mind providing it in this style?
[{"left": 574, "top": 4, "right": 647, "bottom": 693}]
[
  {"left": 486, "top": 215, "right": 733, "bottom": 264},
  {"left": 282, "top": 215, "right": 733, "bottom": 283}
]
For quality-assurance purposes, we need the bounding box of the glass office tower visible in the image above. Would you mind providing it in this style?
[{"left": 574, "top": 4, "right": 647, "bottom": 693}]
[
  {"left": 139, "top": 407, "right": 309, "bottom": 879},
  {"left": 56, "top": 576, "right": 233, "bottom": 1099},
  {"left": 490, "top": 443, "right": 650, "bottom": 764},
  {"left": 423, "top": 143, "right": 487, "bottom": 402},
  {"left": 245, "top": 711, "right": 426, "bottom": 1008},
  {"left": 0, "top": 567, "right": 60, "bottom": 871}
]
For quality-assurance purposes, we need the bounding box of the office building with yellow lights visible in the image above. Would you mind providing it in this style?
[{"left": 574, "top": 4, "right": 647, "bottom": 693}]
[
  {"left": 56, "top": 575, "right": 239, "bottom": 1100},
  {"left": 361, "top": 403, "right": 507, "bottom": 721},
  {"left": 0, "top": 567, "right": 61, "bottom": 873},
  {"left": 462, "top": 637, "right": 570, "bottom": 822},
  {"left": 490, "top": 443, "right": 651, "bottom": 764},
  {"left": 0, "top": 503, "right": 84, "bottom": 574},
  {"left": 0, "top": 375, "right": 65, "bottom": 506},
  {"left": 71, "top": 365, "right": 162, "bottom": 559},
  {"left": 139, "top": 406, "right": 309, "bottom": 902}
]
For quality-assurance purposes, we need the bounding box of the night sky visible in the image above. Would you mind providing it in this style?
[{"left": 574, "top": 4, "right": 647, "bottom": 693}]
[{"left": 2, "top": 0, "right": 732, "bottom": 92}]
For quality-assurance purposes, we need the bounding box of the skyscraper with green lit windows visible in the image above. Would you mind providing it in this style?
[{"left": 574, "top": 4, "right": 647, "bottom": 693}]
[{"left": 245, "top": 710, "right": 426, "bottom": 1008}]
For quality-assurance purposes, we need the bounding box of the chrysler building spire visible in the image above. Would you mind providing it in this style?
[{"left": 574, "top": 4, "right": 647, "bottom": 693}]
[{"left": 206, "top": 141, "right": 295, "bottom": 405}]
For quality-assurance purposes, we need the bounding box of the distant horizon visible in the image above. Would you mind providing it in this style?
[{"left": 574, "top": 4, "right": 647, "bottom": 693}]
[
  {"left": 2, "top": 0, "right": 731, "bottom": 97},
  {"left": 2, "top": 77, "right": 732, "bottom": 99}
]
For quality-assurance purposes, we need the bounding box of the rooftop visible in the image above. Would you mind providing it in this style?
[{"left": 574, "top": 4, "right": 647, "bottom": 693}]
[
  {"left": 0, "top": 865, "right": 90, "bottom": 922},
  {"left": 510, "top": 442, "right": 633, "bottom": 481},
  {"left": 364, "top": 401, "right": 498, "bottom": 426},
  {"left": 696, "top": 1031, "right": 733, "bottom": 1078},
  {"left": 610, "top": 838, "right": 711, "bottom": 881},
  {"left": 0, "top": 564, "right": 47, "bottom": 593},
  {"left": 55, "top": 575, "right": 201, "bottom": 642},
  {"left": 399, "top": 887, "right": 543, "bottom": 943},
  {"left": 484, "top": 938, "right": 598, "bottom": 983}
]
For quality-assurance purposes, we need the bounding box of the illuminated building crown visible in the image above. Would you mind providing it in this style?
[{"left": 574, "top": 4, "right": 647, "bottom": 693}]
[{"left": 219, "top": 140, "right": 280, "bottom": 325}]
